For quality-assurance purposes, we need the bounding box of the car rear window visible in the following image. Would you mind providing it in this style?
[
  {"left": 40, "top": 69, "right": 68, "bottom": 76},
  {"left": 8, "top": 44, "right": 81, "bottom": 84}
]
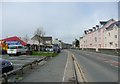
[{"left": 8, "top": 46, "right": 17, "bottom": 49}]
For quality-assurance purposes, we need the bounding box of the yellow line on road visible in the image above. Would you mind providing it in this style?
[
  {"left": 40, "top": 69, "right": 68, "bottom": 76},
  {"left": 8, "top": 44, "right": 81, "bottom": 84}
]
[
  {"left": 71, "top": 52, "right": 88, "bottom": 82},
  {"left": 64, "top": 50, "right": 88, "bottom": 82}
]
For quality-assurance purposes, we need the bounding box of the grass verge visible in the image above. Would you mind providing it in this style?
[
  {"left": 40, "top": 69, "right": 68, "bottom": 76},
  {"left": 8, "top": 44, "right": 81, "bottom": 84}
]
[{"left": 32, "top": 51, "right": 59, "bottom": 57}]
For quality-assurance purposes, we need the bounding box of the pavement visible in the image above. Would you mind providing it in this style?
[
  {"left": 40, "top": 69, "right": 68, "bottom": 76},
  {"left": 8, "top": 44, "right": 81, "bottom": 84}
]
[{"left": 21, "top": 50, "right": 69, "bottom": 82}]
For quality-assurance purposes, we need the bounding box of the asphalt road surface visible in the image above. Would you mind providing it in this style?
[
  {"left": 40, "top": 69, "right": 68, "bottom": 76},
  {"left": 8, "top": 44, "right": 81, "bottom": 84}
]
[
  {"left": 1, "top": 55, "right": 45, "bottom": 70},
  {"left": 19, "top": 49, "right": 119, "bottom": 82},
  {"left": 21, "top": 50, "right": 68, "bottom": 82},
  {"left": 69, "top": 49, "right": 119, "bottom": 82}
]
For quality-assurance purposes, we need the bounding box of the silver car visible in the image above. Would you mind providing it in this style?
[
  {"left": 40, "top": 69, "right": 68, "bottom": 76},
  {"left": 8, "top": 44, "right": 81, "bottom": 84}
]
[{"left": 7, "top": 45, "right": 27, "bottom": 56}]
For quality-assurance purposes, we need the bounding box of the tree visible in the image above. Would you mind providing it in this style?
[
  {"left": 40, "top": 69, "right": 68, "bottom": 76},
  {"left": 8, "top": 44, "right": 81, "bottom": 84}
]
[
  {"left": 24, "top": 34, "right": 29, "bottom": 44},
  {"left": 75, "top": 39, "right": 79, "bottom": 48},
  {"left": 34, "top": 27, "right": 45, "bottom": 51}
]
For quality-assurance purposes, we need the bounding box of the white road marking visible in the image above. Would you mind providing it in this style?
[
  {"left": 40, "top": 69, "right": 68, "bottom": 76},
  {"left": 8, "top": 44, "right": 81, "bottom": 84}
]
[
  {"left": 104, "top": 61, "right": 109, "bottom": 63},
  {"left": 114, "top": 66, "right": 118, "bottom": 68},
  {"left": 110, "top": 63, "right": 119, "bottom": 68},
  {"left": 62, "top": 50, "right": 69, "bottom": 82}
]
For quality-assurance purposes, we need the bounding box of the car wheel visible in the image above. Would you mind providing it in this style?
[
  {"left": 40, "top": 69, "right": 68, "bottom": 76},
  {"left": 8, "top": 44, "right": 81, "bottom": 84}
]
[{"left": 16, "top": 52, "right": 20, "bottom": 56}]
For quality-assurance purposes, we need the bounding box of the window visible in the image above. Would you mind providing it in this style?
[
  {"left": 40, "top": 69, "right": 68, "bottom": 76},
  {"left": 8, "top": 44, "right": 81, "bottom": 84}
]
[
  {"left": 90, "top": 44, "right": 92, "bottom": 46},
  {"left": 108, "top": 32, "right": 110, "bottom": 36},
  {"left": 95, "top": 37, "right": 97, "bottom": 42},
  {"left": 8, "top": 46, "right": 17, "bottom": 49},
  {"left": 45, "top": 41, "right": 51, "bottom": 44},
  {"left": 99, "top": 44, "right": 101, "bottom": 48},
  {"left": 115, "top": 43, "right": 117, "bottom": 47},
  {"left": 105, "top": 37, "right": 106, "bottom": 39},
  {"left": 110, "top": 42, "right": 113, "bottom": 47},
  {"left": 110, "top": 42, "right": 113, "bottom": 45},
  {"left": 105, "top": 44, "right": 107, "bottom": 47},
  {"left": 18, "top": 46, "right": 23, "bottom": 49},
  {"left": 115, "top": 35, "right": 117, "bottom": 38}
]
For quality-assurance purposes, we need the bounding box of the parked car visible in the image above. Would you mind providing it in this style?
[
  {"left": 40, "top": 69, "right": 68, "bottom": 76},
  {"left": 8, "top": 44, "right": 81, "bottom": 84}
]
[
  {"left": 46, "top": 46, "right": 54, "bottom": 52},
  {"left": 53, "top": 44, "right": 61, "bottom": 53},
  {"left": 0, "top": 58, "right": 14, "bottom": 73},
  {"left": 46, "top": 48, "right": 53, "bottom": 52},
  {"left": 49, "top": 48, "right": 54, "bottom": 52},
  {"left": 7, "top": 45, "right": 27, "bottom": 56}
]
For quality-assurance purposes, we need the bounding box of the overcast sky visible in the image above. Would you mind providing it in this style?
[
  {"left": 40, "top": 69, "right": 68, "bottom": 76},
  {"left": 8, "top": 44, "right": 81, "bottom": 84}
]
[{"left": 1, "top": 1, "right": 118, "bottom": 43}]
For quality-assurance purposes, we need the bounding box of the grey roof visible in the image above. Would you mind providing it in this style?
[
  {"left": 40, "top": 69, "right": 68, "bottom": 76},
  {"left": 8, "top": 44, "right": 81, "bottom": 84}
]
[
  {"left": 107, "top": 20, "right": 120, "bottom": 28},
  {"left": 100, "top": 19, "right": 115, "bottom": 26},
  {"left": 115, "top": 21, "right": 120, "bottom": 27},
  {"left": 31, "top": 35, "right": 43, "bottom": 41},
  {"left": 100, "top": 21, "right": 108, "bottom": 25},
  {"left": 31, "top": 35, "right": 52, "bottom": 41}
]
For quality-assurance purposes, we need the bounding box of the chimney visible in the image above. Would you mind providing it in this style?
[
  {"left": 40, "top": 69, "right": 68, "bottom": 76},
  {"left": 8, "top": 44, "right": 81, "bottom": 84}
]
[
  {"left": 89, "top": 29, "right": 93, "bottom": 32},
  {"left": 84, "top": 30, "right": 87, "bottom": 34},
  {"left": 96, "top": 25, "right": 99, "bottom": 29},
  {"left": 93, "top": 27, "right": 96, "bottom": 31},
  {"left": 80, "top": 37, "right": 83, "bottom": 39},
  {"left": 86, "top": 30, "right": 89, "bottom": 33}
]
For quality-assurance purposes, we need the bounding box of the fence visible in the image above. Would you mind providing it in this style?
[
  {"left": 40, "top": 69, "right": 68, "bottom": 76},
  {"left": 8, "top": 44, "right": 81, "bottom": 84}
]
[
  {"left": 1, "top": 56, "right": 48, "bottom": 84},
  {"left": 79, "top": 48, "right": 120, "bottom": 56}
]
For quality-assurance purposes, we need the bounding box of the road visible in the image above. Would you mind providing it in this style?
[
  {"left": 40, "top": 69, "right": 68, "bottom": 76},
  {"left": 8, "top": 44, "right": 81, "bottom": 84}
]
[
  {"left": 69, "top": 49, "right": 118, "bottom": 82},
  {"left": 9, "top": 49, "right": 118, "bottom": 82},
  {"left": 19, "top": 49, "right": 119, "bottom": 82}
]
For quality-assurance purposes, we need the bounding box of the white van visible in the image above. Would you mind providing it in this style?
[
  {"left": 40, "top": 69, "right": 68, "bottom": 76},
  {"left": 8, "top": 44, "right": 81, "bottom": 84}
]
[{"left": 7, "top": 45, "right": 27, "bottom": 56}]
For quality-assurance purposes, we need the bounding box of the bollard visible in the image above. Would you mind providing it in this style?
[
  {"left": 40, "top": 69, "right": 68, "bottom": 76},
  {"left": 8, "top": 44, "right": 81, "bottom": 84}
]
[
  {"left": 20, "top": 68, "right": 24, "bottom": 74},
  {"left": 36, "top": 61, "right": 39, "bottom": 65}
]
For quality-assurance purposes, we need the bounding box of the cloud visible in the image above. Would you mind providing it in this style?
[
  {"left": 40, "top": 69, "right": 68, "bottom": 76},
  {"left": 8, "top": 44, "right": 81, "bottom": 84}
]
[
  {"left": 2, "top": 2, "right": 118, "bottom": 43},
  {"left": 0, "top": 3, "right": 2, "bottom": 39},
  {"left": 1, "top": 0, "right": 119, "bottom": 2}
]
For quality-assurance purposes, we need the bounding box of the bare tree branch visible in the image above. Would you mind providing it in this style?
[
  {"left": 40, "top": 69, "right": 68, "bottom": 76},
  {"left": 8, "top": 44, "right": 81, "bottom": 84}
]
[
  {"left": 34, "top": 27, "right": 45, "bottom": 51},
  {"left": 24, "top": 34, "right": 29, "bottom": 44}
]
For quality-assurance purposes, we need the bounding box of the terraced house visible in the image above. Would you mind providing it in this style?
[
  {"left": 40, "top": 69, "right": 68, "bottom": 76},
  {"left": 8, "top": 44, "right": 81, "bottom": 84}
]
[
  {"left": 104, "top": 21, "right": 120, "bottom": 49},
  {"left": 79, "top": 19, "right": 120, "bottom": 52}
]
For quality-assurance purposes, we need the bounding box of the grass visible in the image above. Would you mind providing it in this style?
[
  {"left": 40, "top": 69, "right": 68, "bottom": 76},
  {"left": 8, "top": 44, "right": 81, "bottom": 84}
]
[{"left": 32, "top": 51, "right": 59, "bottom": 57}]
